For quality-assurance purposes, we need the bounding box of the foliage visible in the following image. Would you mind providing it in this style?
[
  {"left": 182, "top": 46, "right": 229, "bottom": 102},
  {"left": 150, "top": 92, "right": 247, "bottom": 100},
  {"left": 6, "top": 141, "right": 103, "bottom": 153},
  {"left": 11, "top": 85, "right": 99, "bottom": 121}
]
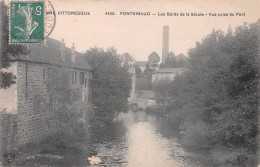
[
  {"left": 0, "top": 3, "right": 28, "bottom": 89},
  {"left": 165, "top": 52, "right": 187, "bottom": 68},
  {"left": 45, "top": 67, "right": 92, "bottom": 139},
  {"left": 148, "top": 51, "right": 160, "bottom": 66},
  {"left": 165, "top": 52, "right": 176, "bottom": 68},
  {"left": 13, "top": 67, "right": 94, "bottom": 166},
  {"left": 211, "top": 146, "right": 258, "bottom": 167},
  {"left": 143, "top": 63, "right": 153, "bottom": 77},
  {"left": 156, "top": 21, "right": 259, "bottom": 164},
  {"left": 85, "top": 47, "right": 132, "bottom": 123},
  {"left": 182, "top": 122, "right": 211, "bottom": 149},
  {"left": 175, "top": 54, "right": 187, "bottom": 67},
  {"left": 118, "top": 53, "right": 136, "bottom": 68},
  {"left": 153, "top": 79, "right": 172, "bottom": 113},
  {"left": 136, "top": 77, "right": 153, "bottom": 90}
]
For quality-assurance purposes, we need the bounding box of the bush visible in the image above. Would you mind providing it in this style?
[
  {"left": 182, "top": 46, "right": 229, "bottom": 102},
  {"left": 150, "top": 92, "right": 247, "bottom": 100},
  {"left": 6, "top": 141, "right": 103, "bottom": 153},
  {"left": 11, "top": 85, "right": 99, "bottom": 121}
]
[
  {"left": 182, "top": 122, "right": 211, "bottom": 149},
  {"left": 211, "top": 146, "right": 257, "bottom": 167}
]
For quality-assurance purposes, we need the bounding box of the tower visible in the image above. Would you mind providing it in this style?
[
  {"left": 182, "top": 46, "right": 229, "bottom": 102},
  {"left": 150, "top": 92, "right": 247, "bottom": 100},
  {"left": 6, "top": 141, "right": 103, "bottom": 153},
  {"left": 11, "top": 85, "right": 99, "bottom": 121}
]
[{"left": 162, "top": 26, "right": 169, "bottom": 64}]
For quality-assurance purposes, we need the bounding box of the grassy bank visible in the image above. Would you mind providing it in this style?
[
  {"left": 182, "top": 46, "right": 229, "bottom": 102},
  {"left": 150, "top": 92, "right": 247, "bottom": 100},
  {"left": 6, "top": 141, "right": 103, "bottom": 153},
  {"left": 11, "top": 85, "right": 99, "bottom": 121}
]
[{"left": 13, "top": 131, "right": 94, "bottom": 166}]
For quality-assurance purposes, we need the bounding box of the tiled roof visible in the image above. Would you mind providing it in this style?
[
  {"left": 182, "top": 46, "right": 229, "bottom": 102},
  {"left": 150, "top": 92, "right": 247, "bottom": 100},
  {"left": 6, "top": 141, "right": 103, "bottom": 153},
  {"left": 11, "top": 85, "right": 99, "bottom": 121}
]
[
  {"left": 153, "top": 67, "right": 185, "bottom": 73},
  {"left": 17, "top": 38, "right": 92, "bottom": 71}
]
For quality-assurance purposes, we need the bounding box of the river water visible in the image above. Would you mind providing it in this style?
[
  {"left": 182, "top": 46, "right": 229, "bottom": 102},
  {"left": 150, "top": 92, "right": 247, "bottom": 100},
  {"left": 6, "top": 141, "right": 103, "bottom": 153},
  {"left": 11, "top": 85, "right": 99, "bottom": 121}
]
[{"left": 89, "top": 111, "right": 204, "bottom": 167}]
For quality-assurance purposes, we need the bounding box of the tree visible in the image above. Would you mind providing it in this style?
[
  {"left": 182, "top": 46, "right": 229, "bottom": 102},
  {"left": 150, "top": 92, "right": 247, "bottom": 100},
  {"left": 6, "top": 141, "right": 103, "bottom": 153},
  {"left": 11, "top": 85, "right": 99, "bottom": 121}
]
[
  {"left": 165, "top": 52, "right": 177, "bottom": 68},
  {"left": 0, "top": 2, "right": 28, "bottom": 89},
  {"left": 153, "top": 79, "right": 172, "bottom": 113},
  {"left": 175, "top": 54, "right": 187, "bottom": 67},
  {"left": 160, "top": 21, "right": 259, "bottom": 160},
  {"left": 118, "top": 53, "right": 136, "bottom": 69},
  {"left": 143, "top": 63, "right": 153, "bottom": 77},
  {"left": 148, "top": 51, "right": 160, "bottom": 68},
  {"left": 45, "top": 67, "right": 92, "bottom": 138},
  {"left": 85, "top": 48, "right": 132, "bottom": 123},
  {"left": 165, "top": 52, "right": 187, "bottom": 68}
]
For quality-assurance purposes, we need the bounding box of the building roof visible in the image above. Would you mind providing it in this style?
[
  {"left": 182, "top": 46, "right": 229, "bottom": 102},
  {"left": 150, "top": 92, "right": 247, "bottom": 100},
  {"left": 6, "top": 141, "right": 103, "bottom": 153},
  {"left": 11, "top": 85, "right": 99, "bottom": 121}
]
[
  {"left": 153, "top": 67, "right": 185, "bottom": 74},
  {"left": 135, "top": 61, "right": 147, "bottom": 67},
  {"left": 17, "top": 38, "right": 92, "bottom": 71}
]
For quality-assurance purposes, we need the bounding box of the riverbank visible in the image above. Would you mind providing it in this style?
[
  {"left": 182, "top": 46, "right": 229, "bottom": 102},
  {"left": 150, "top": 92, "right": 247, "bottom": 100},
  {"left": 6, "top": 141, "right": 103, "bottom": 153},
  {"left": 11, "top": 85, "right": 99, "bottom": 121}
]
[
  {"left": 8, "top": 110, "right": 257, "bottom": 167},
  {"left": 11, "top": 132, "right": 93, "bottom": 166},
  {"left": 145, "top": 110, "right": 258, "bottom": 167}
]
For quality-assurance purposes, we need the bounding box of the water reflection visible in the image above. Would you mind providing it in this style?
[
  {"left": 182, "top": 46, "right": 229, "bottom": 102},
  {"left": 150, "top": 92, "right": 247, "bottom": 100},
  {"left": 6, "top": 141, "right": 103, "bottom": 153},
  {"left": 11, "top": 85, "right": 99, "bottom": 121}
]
[{"left": 90, "top": 111, "right": 201, "bottom": 167}]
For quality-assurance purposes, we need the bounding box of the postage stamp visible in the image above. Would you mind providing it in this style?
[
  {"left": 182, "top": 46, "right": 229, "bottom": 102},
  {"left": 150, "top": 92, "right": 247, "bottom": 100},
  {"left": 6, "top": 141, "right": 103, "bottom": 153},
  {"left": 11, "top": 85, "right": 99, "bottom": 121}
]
[{"left": 9, "top": 1, "right": 45, "bottom": 44}]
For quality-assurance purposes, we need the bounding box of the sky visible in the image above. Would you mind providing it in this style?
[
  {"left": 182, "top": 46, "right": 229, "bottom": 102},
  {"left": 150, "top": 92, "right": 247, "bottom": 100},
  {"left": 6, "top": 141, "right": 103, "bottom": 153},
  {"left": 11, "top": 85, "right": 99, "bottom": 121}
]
[{"left": 6, "top": 0, "right": 260, "bottom": 61}]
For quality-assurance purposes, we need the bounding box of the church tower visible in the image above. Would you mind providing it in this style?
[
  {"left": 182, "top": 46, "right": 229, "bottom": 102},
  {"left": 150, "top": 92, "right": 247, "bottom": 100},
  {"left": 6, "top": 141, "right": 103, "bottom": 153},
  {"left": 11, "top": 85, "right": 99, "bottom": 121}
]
[{"left": 162, "top": 26, "right": 169, "bottom": 64}]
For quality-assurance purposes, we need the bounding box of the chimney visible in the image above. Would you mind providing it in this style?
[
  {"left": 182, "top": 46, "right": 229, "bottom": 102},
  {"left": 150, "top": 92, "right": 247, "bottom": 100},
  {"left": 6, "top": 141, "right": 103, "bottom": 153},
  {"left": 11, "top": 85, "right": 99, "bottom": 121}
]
[
  {"left": 162, "top": 25, "right": 169, "bottom": 64},
  {"left": 71, "top": 42, "right": 76, "bottom": 63},
  {"left": 60, "top": 38, "right": 65, "bottom": 61}
]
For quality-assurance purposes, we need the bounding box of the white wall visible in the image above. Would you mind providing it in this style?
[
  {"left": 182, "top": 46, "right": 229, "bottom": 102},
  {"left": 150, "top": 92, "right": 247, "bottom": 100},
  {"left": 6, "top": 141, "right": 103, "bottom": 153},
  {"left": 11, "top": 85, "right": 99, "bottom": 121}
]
[
  {"left": 0, "top": 62, "right": 17, "bottom": 114},
  {"left": 152, "top": 72, "right": 177, "bottom": 83}
]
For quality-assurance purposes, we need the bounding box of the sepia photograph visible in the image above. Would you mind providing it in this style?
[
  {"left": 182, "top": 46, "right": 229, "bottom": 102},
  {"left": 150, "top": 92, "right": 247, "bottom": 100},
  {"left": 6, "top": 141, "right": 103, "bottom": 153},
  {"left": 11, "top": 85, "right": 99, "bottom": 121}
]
[{"left": 0, "top": 0, "right": 259, "bottom": 166}]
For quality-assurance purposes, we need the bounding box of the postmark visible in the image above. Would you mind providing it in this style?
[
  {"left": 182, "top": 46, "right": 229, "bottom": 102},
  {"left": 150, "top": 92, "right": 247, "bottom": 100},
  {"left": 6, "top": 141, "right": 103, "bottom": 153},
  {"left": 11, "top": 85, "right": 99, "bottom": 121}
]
[{"left": 9, "top": 0, "right": 56, "bottom": 44}]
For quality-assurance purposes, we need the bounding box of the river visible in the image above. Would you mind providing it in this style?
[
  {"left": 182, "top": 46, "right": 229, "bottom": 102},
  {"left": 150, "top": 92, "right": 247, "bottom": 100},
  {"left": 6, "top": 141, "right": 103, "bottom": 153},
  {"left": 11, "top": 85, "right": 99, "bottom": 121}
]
[{"left": 88, "top": 111, "right": 206, "bottom": 167}]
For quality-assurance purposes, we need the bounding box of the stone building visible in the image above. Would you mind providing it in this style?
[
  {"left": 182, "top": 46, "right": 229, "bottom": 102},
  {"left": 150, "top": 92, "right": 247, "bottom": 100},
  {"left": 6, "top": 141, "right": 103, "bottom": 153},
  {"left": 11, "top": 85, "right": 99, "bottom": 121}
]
[{"left": 0, "top": 38, "right": 92, "bottom": 147}]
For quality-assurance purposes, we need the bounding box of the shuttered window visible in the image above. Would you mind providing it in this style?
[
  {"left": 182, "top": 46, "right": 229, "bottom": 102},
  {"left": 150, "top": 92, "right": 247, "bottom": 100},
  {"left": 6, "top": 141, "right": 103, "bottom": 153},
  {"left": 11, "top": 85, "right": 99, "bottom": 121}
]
[{"left": 80, "top": 72, "right": 84, "bottom": 85}]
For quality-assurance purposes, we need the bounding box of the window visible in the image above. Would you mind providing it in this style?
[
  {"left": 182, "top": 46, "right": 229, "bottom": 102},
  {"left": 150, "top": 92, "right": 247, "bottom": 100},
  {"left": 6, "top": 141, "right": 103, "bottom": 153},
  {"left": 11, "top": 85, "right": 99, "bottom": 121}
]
[
  {"left": 75, "top": 71, "right": 77, "bottom": 84},
  {"left": 72, "top": 72, "right": 75, "bottom": 84},
  {"left": 72, "top": 71, "right": 77, "bottom": 84},
  {"left": 43, "top": 70, "right": 45, "bottom": 80},
  {"left": 49, "top": 95, "right": 54, "bottom": 111},
  {"left": 85, "top": 79, "right": 87, "bottom": 88},
  {"left": 88, "top": 79, "right": 92, "bottom": 99},
  {"left": 80, "top": 72, "right": 84, "bottom": 85},
  {"left": 33, "top": 95, "right": 39, "bottom": 112},
  {"left": 47, "top": 68, "right": 52, "bottom": 81}
]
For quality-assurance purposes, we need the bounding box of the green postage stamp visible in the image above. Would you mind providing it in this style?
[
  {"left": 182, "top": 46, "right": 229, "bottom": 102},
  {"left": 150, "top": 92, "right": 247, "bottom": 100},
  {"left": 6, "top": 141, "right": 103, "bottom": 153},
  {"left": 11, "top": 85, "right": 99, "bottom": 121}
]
[{"left": 10, "top": 1, "right": 45, "bottom": 44}]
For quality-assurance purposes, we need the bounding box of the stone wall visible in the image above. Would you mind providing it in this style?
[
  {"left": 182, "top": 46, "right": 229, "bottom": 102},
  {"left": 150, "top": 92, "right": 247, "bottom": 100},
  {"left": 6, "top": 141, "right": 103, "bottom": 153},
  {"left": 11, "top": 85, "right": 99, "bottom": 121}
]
[
  {"left": 16, "top": 61, "right": 56, "bottom": 145},
  {"left": 0, "top": 112, "right": 18, "bottom": 152},
  {"left": 14, "top": 61, "right": 91, "bottom": 146}
]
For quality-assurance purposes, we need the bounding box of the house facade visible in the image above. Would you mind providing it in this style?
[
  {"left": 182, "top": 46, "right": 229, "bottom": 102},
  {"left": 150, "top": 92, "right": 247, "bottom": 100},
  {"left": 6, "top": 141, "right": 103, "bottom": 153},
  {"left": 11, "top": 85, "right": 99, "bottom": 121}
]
[
  {"left": 0, "top": 38, "right": 92, "bottom": 147},
  {"left": 151, "top": 67, "right": 185, "bottom": 83}
]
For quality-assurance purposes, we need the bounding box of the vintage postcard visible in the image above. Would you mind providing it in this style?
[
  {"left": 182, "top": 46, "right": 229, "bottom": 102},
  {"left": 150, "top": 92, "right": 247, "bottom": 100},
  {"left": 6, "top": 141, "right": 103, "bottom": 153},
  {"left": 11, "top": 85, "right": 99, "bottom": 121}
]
[{"left": 0, "top": 0, "right": 259, "bottom": 166}]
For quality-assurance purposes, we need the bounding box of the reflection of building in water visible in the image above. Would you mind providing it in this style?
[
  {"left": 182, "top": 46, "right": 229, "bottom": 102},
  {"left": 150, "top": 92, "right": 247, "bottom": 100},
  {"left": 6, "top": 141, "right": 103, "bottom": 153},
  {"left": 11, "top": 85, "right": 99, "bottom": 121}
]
[
  {"left": 0, "top": 38, "right": 92, "bottom": 147},
  {"left": 152, "top": 67, "right": 185, "bottom": 83}
]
